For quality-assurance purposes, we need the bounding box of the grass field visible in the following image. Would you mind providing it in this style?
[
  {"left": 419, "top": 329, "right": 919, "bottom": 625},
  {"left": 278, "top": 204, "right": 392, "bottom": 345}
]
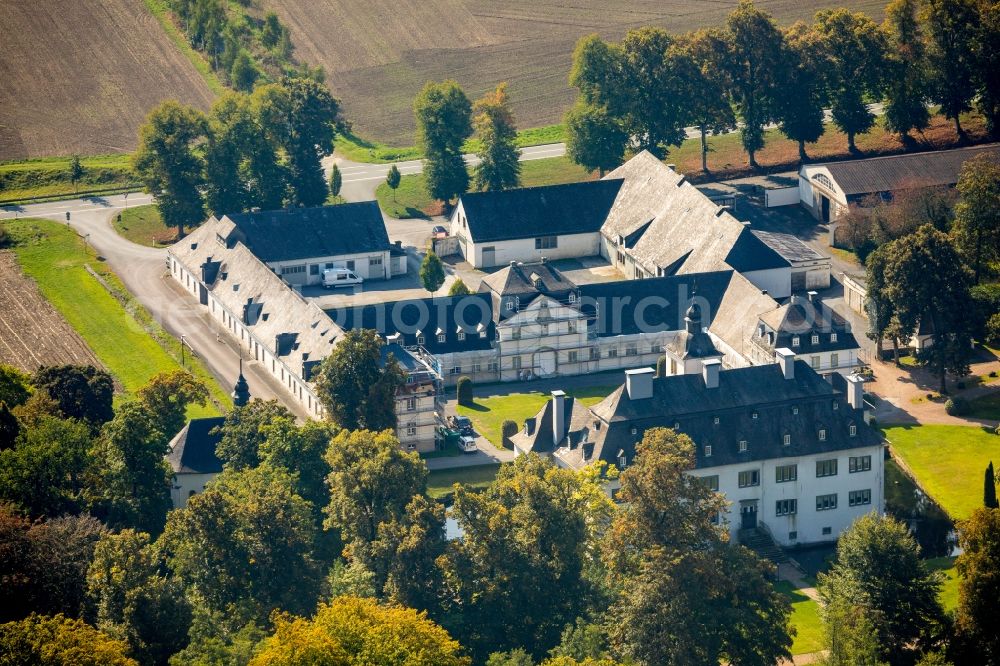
[
  {"left": 884, "top": 425, "right": 1000, "bottom": 520},
  {"left": 0, "top": 0, "right": 215, "bottom": 160},
  {"left": 457, "top": 382, "right": 616, "bottom": 447},
  {"left": 5, "top": 219, "right": 227, "bottom": 417},
  {"left": 376, "top": 155, "right": 595, "bottom": 218},
  {"left": 927, "top": 556, "right": 961, "bottom": 612},
  {"left": 113, "top": 205, "right": 175, "bottom": 247},
  {"left": 427, "top": 463, "right": 501, "bottom": 499},
  {"left": 0, "top": 154, "right": 135, "bottom": 203},
  {"left": 336, "top": 125, "right": 566, "bottom": 164},
  {"left": 775, "top": 581, "right": 824, "bottom": 655},
  {"left": 969, "top": 391, "right": 1000, "bottom": 420}
]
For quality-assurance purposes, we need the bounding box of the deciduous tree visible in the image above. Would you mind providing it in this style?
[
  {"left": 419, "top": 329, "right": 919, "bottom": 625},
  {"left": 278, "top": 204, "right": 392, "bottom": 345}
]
[
  {"left": 955, "top": 507, "right": 1000, "bottom": 663},
  {"left": 0, "top": 364, "right": 31, "bottom": 408},
  {"left": 881, "top": 0, "right": 931, "bottom": 141},
  {"left": 215, "top": 399, "right": 293, "bottom": 471},
  {"left": 33, "top": 364, "right": 114, "bottom": 429},
  {"left": 922, "top": 0, "right": 980, "bottom": 139},
  {"left": 674, "top": 29, "right": 736, "bottom": 172},
  {"left": 414, "top": 81, "right": 473, "bottom": 203},
  {"left": 473, "top": 83, "right": 521, "bottom": 191},
  {"left": 778, "top": 22, "right": 828, "bottom": 160},
  {"left": 448, "top": 277, "right": 471, "bottom": 296},
  {"left": 230, "top": 51, "right": 259, "bottom": 92},
  {"left": 314, "top": 329, "right": 405, "bottom": 431},
  {"left": 953, "top": 153, "right": 1000, "bottom": 284},
  {"left": 69, "top": 155, "right": 84, "bottom": 193},
  {"left": 0, "top": 614, "right": 137, "bottom": 666},
  {"left": 385, "top": 164, "right": 400, "bottom": 201},
  {"left": 973, "top": 2, "right": 1000, "bottom": 136},
  {"left": 133, "top": 101, "right": 208, "bottom": 239},
  {"left": 420, "top": 250, "right": 446, "bottom": 295},
  {"left": 137, "top": 370, "right": 209, "bottom": 441},
  {"left": 564, "top": 101, "right": 628, "bottom": 176}
]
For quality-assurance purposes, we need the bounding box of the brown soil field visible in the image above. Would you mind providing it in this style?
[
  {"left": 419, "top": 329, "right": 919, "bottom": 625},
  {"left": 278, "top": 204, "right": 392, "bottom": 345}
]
[
  {"left": 0, "top": 0, "right": 215, "bottom": 160},
  {"left": 0, "top": 251, "right": 102, "bottom": 373},
  {"left": 266, "top": 0, "right": 887, "bottom": 145}
]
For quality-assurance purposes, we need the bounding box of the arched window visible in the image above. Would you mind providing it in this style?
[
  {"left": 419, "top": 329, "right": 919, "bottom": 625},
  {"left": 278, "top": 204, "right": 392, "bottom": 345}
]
[{"left": 813, "top": 173, "right": 834, "bottom": 190}]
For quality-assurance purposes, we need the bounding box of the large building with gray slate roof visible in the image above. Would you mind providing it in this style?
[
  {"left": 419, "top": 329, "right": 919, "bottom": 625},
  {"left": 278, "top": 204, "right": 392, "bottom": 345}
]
[{"left": 512, "top": 351, "right": 883, "bottom": 547}]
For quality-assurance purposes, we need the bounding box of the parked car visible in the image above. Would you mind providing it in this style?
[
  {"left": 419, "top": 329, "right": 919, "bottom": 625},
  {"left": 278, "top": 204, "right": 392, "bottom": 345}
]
[
  {"left": 322, "top": 268, "right": 363, "bottom": 289},
  {"left": 432, "top": 225, "right": 448, "bottom": 239},
  {"left": 459, "top": 435, "right": 477, "bottom": 453},
  {"left": 449, "top": 415, "right": 474, "bottom": 435}
]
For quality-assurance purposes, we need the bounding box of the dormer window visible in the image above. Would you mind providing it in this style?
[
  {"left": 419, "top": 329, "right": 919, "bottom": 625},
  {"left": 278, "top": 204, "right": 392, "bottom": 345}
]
[
  {"left": 417, "top": 334, "right": 425, "bottom": 345},
  {"left": 791, "top": 336, "right": 800, "bottom": 347},
  {"left": 849, "top": 424, "right": 857, "bottom": 437},
  {"left": 818, "top": 429, "right": 827, "bottom": 441},
  {"left": 618, "top": 451, "right": 627, "bottom": 469},
  {"left": 673, "top": 422, "right": 680, "bottom": 430},
  {"left": 705, "top": 445, "right": 712, "bottom": 457},
  {"left": 792, "top": 406, "right": 799, "bottom": 415},
  {"left": 457, "top": 332, "right": 466, "bottom": 341},
  {"left": 752, "top": 411, "right": 759, "bottom": 420},
  {"left": 831, "top": 332, "right": 838, "bottom": 343},
  {"left": 713, "top": 416, "right": 720, "bottom": 425},
  {"left": 783, "top": 434, "right": 791, "bottom": 446},
  {"left": 811, "top": 334, "right": 820, "bottom": 345},
  {"left": 506, "top": 301, "right": 515, "bottom": 311},
  {"left": 739, "top": 440, "right": 748, "bottom": 452},
  {"left": 479, "top": 331, "right": 486, "bottom": 339},
  {"left": 568, "top": 293, "right": 576, "bottom": 303},
  {"left": 833, "top": 400, "right": 839, "bottom": 411},
  {"left": 630, "top": 427, "right": 638, "bottom": 435},
  {"left": 437, "top": 334, "right": 446, "bottom": 343}
]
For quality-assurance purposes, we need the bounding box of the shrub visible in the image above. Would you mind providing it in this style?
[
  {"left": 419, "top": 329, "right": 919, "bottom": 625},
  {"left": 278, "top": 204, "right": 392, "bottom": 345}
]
[
  {"left": 945, "top": 397, "right": 970, "bottom": 416},
  {"left": 990, "top": 371, "right": 998, "bottom": 378},
  {"left": 456, "top": 376, "right": 473, "bottom": 406},
  {"left": 0, "top": 223, "right": 8, "bottom": 248},
  {"left": 501, "top": 420, "right": 518, "bottom": 449}
]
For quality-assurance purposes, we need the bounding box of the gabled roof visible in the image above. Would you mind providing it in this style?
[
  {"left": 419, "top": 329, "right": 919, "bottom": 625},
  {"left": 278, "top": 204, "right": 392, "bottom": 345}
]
[
  {"left": 812, "top": 144, "right": 1000, "bottom": 196},
  {"left": 458, "top": 179, "right": 623, "bottom": 243},
  {"left": 510, "top": 395, "right": 582, "bottom": 455},
  {"left": 479, "top": 260, "right": 577, "bottom": 297},
  {"left": 751, "top": 230, "right": 827, "bottom": 264},
  {"left": 226, "top": 203, "right": 390, "bottom": 262},
  {"left": 602, "top": 152, "right": 787, "bottom": 276},
  {"left": 166, "top": 417, "right": 225, "bottom": 475},
  {"left": 330, "top": 294, "right": 496, "bottom": 354},
  {"left": 757, "top": 298, "right": 860, "bottom": 354}
]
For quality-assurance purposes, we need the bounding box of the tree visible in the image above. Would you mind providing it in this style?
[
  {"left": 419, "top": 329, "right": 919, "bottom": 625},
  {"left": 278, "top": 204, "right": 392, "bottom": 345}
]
[
  {"left": 674, "top": 29, "right": 736, "bottom": 172},
  {"left": 261, "top": 12, "right": 283, "bottom": 50},
  {"left": 0, "top": 364, "right": 31, "bottom": 408},
  {"left": 230, "top": 51, "right": 259, "bottom": 92},
  {"left": 133, "top": 101, "right": 208, "bottom": 239},
  {"left": 881, "top": 0, "right": 931, "bottom": 141},
  {"left": 456, "top": 376, "right": 473, "bottom": 406},
  {"left": 725, "top": 1, "right": 787, "bottom": 168},
  {"left": 564, "top": 101, "right": 628, "bottom": 176},
  {"left": 314, "top": 329, "right": 405, "bottom": 431},
  {"left": 818, "top": 513, "right": 946, "bottom": 665},
  {"left": 215, "top": 399, "right": 294, "bottom": 471},
  {"left": 818, "top": 591, "right": 885, "bottom": 666},
  {"left": 865, "top": 244, "right": 897, "bottom": 360},
  {"left": 440, "top": 454, "right": 615, "bottom": 661},
  {"left": 33, "top": 364, "right": 114, "bottom": 429},
  {"left": 385, "top": 164, "right": 400, "bottom": 201},
  {"left": 87, "top": 530, "right": 191, "bottom": 665},
  {"left": 329, "top": 163, "right": 342, "bottom": 199},
  {"left": 420, "top": 251, "right": 446, "bottom": 294},
  {"left": 955, "top": 507, "right": 1000, "bottom": 663},
  {"left": 90, "top": 402, "right": 172, "bottom": 535},
  {"left": 986, "top": 462, "right": 999, "bottom": 509},
  {"left": 953, "top": 153, "right": 1000, "bottom": 284},
  {"left": 0, "top": 416, "right": 92, "bottom": 518},
  {"left": 778, "top": 22, "right": 827, "bottom": 160},
  {"left": 249, "top": 596, "right": 469, "bottom": 666},
  {"left": 881, "top": 225, "right": 976, "bottom": 391},
  {"left": 473, "top": 83, "right": 521, "bottom": 191},
  {"left": 137, "top": 370, "right": 209, "bottom": 440},
  {"left": 549, "top": 619, "right": 611, "bottom": 662},
  {"left": 448, "top": 278, "right": 471, "bottom": 296},
  {"left": 922, "top": 0, "right": 980, "bottom": 139},
  {"left": 0, "top": 614, "right": 138, "bottom": 666},
  {"left": 161, "top": 466, "right": 322, "bottom": 631},
  {"left": 604, "top": 428, "right": 791, "bottom": 666},
  {"left": 69, "top": 155, "right": 84, "bottom": 193},
  {"left": 255, "top": 78, "right": 342, "bottom": 207},
  {"left": 814, "top": 9, "right": 887, "bottom": 153},
  {"left": 973, "top": 2, "right": 1000, "bottom": 136},
  {"left": 414, "top": 81, "right": 473, "bottom": 203}
]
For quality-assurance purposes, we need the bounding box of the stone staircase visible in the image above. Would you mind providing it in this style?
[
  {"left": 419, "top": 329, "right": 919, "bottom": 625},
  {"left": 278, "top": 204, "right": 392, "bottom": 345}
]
[{"left": 739, "top": 526, "right": 789, "bottom": 565}]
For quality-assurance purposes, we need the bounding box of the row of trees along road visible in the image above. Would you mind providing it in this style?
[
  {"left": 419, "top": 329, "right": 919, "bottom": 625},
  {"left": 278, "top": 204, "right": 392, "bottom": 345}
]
[
  {"left": 133, "top": 76, "right": 343, "bottom": 239},
  {"left": 3, "top": 350, "right": 1000, "bottom": 664},
  {"left": 565, "top": 0, "right": 1000, "bottom": 173}
]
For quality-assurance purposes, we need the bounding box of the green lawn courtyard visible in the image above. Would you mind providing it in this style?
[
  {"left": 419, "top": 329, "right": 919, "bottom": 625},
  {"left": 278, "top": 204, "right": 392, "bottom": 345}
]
[
  {"left": 427, "top": 464, "right": 501, "bottom": 500},
  {"left": 775, "top": 581, "right": 824, "bottom": 655},
  {"left": 883, "top": 425, "right": 1000, "bottom": 521}
]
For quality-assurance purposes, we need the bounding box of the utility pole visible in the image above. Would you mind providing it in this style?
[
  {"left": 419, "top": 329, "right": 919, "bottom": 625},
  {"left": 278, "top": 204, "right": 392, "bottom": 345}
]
[{"left": 180, "top": 334, "right": 186, "bottom": 368}]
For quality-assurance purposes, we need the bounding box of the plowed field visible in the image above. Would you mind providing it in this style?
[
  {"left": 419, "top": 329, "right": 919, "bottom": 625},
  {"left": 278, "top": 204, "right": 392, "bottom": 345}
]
[
  {"left": 0, "top": 0, "right": 215, "bottom": 160},
  {"left": 0, "top": 251, "right": 102, "bottom": 372}
]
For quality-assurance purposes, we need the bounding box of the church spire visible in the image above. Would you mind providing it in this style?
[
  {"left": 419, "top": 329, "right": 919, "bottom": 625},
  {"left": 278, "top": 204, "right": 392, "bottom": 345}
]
[{"left": 232, "top": 357, "right": 250, "bottom": 407}]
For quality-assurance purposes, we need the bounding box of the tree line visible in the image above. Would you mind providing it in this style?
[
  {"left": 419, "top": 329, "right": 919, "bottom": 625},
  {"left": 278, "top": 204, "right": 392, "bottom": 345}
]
[
  {"left": 3, "top": 352, "right": 1000, "bottom": 664},
  {"left": 132, "top": 76, "right": 343, "bottom": 239},
  {"left": 563, "top": 0, "right": 1000, "bottom": 174}
]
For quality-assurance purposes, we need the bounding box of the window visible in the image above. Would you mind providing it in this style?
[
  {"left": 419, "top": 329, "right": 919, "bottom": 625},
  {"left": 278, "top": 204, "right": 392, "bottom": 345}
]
[
  {"left": 752, "top": 411, "right": 759, "bottom": 420},
  {"left": 590, "top": 347, "right": 600, "bottom": 360},
  {"left": 811, "top": 334, "right": 820, "bottom": 345},
  {"left": 701, "top": 475, "right": 720, "bottom": 492},
  {"left": 849, "top": 489, "right": 872, "bottom": 506},
  {"left": 849, "top": 455, "right": 871, "bottom": 473},
  {"left": 309, "top": 264, "right": 319, "bottom": 275},
  {"left": 406, "top": 397, "right": 416, "bottom": 411},
  {"left": 792, "top": 336, "right": 800, "bottom": 347},
  {"left": 618, "top": 452, "right": 627, "bottom": 469},
  {"left": 438, "top": 334, "right": 446, "bottom": 343},
  {"left": 506, "top": 301, "right": 515, "bottom": 311},
  {"left": 282, "top": 264, "right": 306, "bottom": 275},
  {"left": 406, "top": 424, "right": 417, "bottom": 436},
  {"left": 346, "top": 260, "right": 355, "bottom": 270},
  {"left": 450, "top": 366, "right": 461, "bottom": 375},
  {"left": 457, "top": 331, "right": 466, "bottom": 341},
  {"left": 816, "top": 459, "right": 838, "bottom": 477},
  {"left": 473, "top": 363, "right": 482, "bottom": 373},
  {"left": 540, "top": 324, "right": 549, "bottom": 335},
  {"left": 568, "top": 321, "right": 576, "bottom": 333},
  {"left": 833, "top": 400, "right": 840, "bottom": 411},
  {"left": 488, "top": 361, "right": 498, "bottom": 372},
  {"left": 816, "top": 493, "right": 838, "bottom": 511},
  {"left": 811, "top": 355, "right": 821, "bottom": 368},
  {"left": 738, "top": 470, "right": 760, "bottom": 487},
  {"left": 568, "top": 350, "right": 578, "bottom": 363},
  {"left": 417, "top": 335, "right": 425, "bottom": 345},
  {"left": 511, "top": 328, "right": 521, "bottom": 340},
  {"left": 568, "top": 293, "right": 576, "bottom": 303},
  {"left": 818, "top": 428, "right": 827, "bottom": 441},
  {"left": 479, "top": 331, "right": 487, "bottom": 339},
  {"left": 849, "top": 424, "right": 857, "bottom": 437},
  {"left": 704, "top": 445, "right": 712, "bottom": 458},
  {"left": 625, "top": 344, "right": 637, "bottom": 357},
  {"left": 370, "top": 255, "right": 383, "bottom": 266},
  {"left": 789, "top": 531, "right": 798, "bottom": 540},
  {"left": 831, "top": 332, "right": 838, "bottom": 343},
  {"left": 792, "top": 406, "right": 799, "bottom": 415},
  {"left": 776, "top": 464, "right": 797, "bottom": 483},
  {"left": 714, "top": 416, "right": 720, "bottom": 425},
  {"left": 608, "top": 348, "right": 618, "bottom": 358},
  {"left": 783, "top": 434, "right": 791, "bottom": 446},
  {"left": 831, "top": 353, "right": 839, "bottom": 368},
  {"left": 512, "top": 356, "right": 522, "bottom": 369},
  {"left": 822, "top": 526, "right": 832, "bottom": 535},
  {"left": 739, "top": 440, "right": 748, "bottom": 453},
  {"left": 535, "top": 236, "right": 558, "bottom": 250},
  {"left": 776, "top": 499, "right": 797, "bottom": 516}
]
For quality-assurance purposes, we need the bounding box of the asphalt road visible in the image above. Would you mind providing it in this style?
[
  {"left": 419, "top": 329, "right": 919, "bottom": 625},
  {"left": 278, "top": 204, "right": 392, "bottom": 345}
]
[{"left": 1, "top": 195, "right": 310, "bottom": 419}]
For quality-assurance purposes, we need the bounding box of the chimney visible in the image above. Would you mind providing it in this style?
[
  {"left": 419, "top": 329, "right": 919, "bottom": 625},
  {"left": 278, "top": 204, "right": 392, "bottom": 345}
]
[
  {"left": 625, "top": 367, "right": 655, "bottom": 400},
  {"left": 807, "top": 290, "right": 818, "bottom": 303},
  {"left": 846, "top": 374, "right": 865, "bottom": 411},
  {"left": 386, "top": 332, "right": 402, "bottom": 344},
  {"left": 776, "top": 347, "right": 796, "bottom": 380},
  {"left": 702, "top": 358, "right": 721, "bottom": 389},
  {"left": 551, "top": 390, "right": 566, "bottom": 445}
]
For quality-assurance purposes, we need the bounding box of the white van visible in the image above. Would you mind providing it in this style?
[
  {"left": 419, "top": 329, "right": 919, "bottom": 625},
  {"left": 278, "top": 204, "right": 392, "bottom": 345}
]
[
  {"left": 322, "top": 268, "right": 363, "bottom": 289},
  {"left": 458, "top": 435, "right": 477, "bottom": 454}
]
